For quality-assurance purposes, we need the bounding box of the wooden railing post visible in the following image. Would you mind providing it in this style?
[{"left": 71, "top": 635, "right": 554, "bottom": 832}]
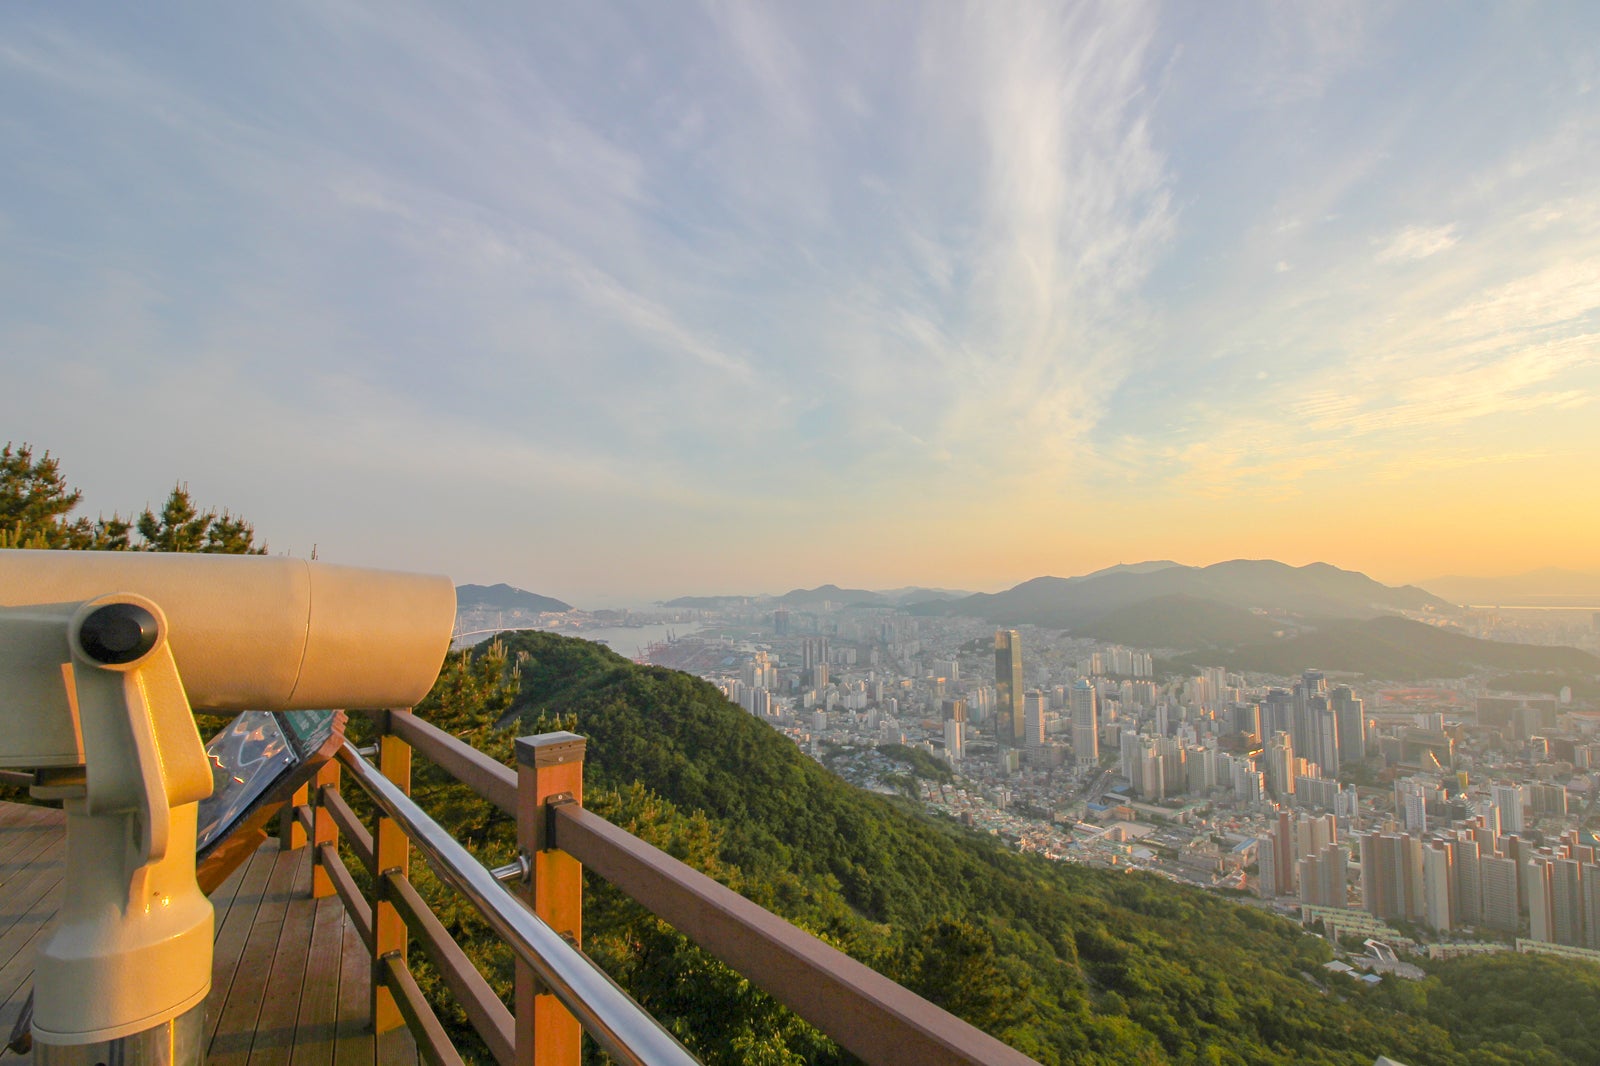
[
  {"left": 280, "top": 783, "right": 310, "bottom": 848},
  {"left": 311, "top": 760, "right": 341, "bottom": 899},
  {"left": 515, "top": 731, "right": 586, "bottom": 1066},
  {"left": 372, "top": 709, "right": 413, "bottom": 1034}
]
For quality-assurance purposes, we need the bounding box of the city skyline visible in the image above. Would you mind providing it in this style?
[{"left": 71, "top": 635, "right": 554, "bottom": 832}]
[{"left": 3, "top": 3, "right": 1598, "bottom": 602}]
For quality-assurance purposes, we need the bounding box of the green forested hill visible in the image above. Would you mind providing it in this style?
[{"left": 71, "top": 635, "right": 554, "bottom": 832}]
[
  {"left": 1172, "top": 615, "right": 1600, "bottom": 680},
  {"left": 1075, "top": 595, "right": 1285, "bottom": 649},
  {"left": 411, "top": 632, "right": 1595, "bottom": 1065}
]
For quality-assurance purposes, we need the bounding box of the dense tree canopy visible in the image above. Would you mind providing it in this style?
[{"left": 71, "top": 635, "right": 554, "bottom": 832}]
[{"left": 0, "top": 441, "right": 265, "bottom": 553}]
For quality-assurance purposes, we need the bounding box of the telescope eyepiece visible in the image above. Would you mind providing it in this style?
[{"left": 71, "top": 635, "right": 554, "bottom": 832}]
[{"left": 78, "top": 602, "right": 160, "bottom": 665}]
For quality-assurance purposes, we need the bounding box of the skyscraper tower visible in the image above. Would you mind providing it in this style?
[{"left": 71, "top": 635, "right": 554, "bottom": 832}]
[
  {"left": 1262, "top": 688, "right": 1293, "bottom": 738},
  {"left": 1265, "top": 731, "right": 1295, "bottom": 798},
  {"left": 1023, "top": 690, "right": 1046, "bottom": 749},
  {"left": 1288, "top": 670, "right": 1328, "bottom": 770},
  {"left": 995, "top": 629, "right": 1024, "bottom": 747},
  {"left": 1310, "top": 695, "right": 1340, "bottom": 778},
  {"left": 1331, "top": 685, "right": 1366, "bottom": 763},
  {"left": 1071, "top": 678, "right": 1099, "bottom": 767}
]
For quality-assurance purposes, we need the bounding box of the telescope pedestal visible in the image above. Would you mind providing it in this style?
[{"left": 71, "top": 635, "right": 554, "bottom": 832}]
[
  {"left": 32, "top": 1001, "right": 205, "bottom": 1066},
  {"left": 30, "top": 799, "right": 212, "bottom": 1052}
]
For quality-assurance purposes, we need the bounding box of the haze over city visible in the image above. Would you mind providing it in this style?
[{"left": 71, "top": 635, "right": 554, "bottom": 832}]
[{"left": 2, "top": 3, "right": 1597, "bottom": 602}]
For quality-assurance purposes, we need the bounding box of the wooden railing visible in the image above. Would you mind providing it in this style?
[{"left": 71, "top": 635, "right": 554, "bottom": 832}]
[{"left": 285, "top": 708, "right": 1039, "bottom": 1066}]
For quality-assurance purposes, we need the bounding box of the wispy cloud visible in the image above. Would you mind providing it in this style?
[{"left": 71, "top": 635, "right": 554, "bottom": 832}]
[
  {"left": 2, "top": 2, "right": 1598, "bottom": 593},
  {"left": 1376, "top": 223, "right": 1459, "bottom": 263}
]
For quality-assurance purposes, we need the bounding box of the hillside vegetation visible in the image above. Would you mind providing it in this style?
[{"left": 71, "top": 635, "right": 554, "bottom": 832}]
[
  {"left": 1076, "top": 595, "right": 1286, "bottom": 649},
  {"left": 399, "top": 632, "right": 1597, "bottom": 1065},
  {"left": 1174, "top": 616, "right": 1600, "bottom": 680}
]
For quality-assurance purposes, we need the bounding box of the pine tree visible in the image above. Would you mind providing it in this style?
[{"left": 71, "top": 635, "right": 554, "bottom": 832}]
[
  {"left": 134, "top": 484, "right": 266, "bottom": 554},
  {"left": 0, "top": 442, "right": 265, "bottom": 554},
  {"left": 0, "top": 442, "right": 85, "bottom": 548}
]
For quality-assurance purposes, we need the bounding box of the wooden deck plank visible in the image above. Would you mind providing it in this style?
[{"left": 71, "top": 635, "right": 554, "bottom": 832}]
[
  {"left": 0, "top": 831, "right": 66, "bottom": 942},
  {"left": 208, "top": 844, "right": 306, "bottom": 1065},
  {"left": 206, "top": 838, "right": 287, "bottom": 1048},
  {"left": 0, "top": 805, "right": 64, "bottom": 1065},
  {"left": 0, "top": 800, "right": 56, "bottom": 835},
  {"left": 204, "top": 822, "right": 263, "bottom": 926},
  {"left": 288, "top": 898, "right": 349, "bottom": 1066},
  {"left": 333, "top": 907, "right": 377, "bottom": 1066},
  {"left": 0, "top": 805, "right": 60, "bottom": 875},
  {"left": 0, "top": 837, "right": 66, "bottom": 1006},
  {"left": 0, "top": 916, "right": 55, "bottom": 1064},
  {"left": 247, "top": 847, "right": 319, "bottom": 1066}
]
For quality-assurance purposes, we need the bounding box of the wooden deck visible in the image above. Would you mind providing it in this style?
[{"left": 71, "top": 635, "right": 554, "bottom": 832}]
[{"left": 0, "top": 800, "right": 418, "bottom": 1064}]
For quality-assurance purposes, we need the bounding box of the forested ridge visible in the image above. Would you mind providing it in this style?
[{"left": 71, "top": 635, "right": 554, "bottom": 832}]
[{"left": 402, "top": 632, "right": 1597, "bottom": 1065}]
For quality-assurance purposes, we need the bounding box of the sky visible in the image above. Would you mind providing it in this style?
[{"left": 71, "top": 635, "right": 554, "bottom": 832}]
[{"left": 3, "top": 2, "right": 1598, "bottom": 606}]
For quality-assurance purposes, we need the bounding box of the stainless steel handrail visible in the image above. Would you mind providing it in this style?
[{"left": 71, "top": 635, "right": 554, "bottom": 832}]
[{"left": 335, "top": 742, "right": 701, "bottom": 1066}]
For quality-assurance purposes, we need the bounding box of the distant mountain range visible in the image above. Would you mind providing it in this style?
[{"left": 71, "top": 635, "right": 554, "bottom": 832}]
[
  {"left": 661, "top": 586, "right": 975, "bottom": 609},
  {"left": 456, "top": 583, "right": 572, "bottom": 614},
  {"left": 910, "top": 559, "right": 1451, "bottom": 630},
  {"left": 872, "top": 586, "right": 975, "bottom": 606},
  {"left": 644, "top": 561, "right": 1600, "bottom": 682},
  {"left": 777, "top": 583, "right": 886, "bottom": 606},
  {"left": 659, "top": 595, "right": 757, "bottom": 609},
  {"left": 1418, "top": 568, "right": 1600, "bottom": 606}
]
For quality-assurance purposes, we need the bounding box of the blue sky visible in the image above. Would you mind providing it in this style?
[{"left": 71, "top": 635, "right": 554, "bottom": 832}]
[{"left": 3, "top": 3, "right": 1598, "bottom": 604}]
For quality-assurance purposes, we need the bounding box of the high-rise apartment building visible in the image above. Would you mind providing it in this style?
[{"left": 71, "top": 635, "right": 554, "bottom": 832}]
[
  {"left": 1256, "top": 833, "right": 1277, "bottom": 898},
  {"left": 1260, "top": 810, "right": 1339, "bottom": 898},
  {"left": 1479, "top": 855, "right": 1521, "bottom": 932},
  {"left": 1585, "top": 868, "right": 1600, "bottom": 950},
  {"left": 1493, "top": 783, "right": 1526, "bottom": 836},
  {"left": 1290, "top": 671, "right": 1327, "bottom": 770},
  {"left": 994, "top": 630, "right": 1024, "bottom": 747},
  {"left": 1071, "top": 679, "right": 1099, "bottom": 766},
  {"left": 1550, "top": 857, "right": 1586, "bottom": 947},
  {"left": 1422, "top": 842, "right": 1454, "bottom": 932},
  {"left": 1311, "top": 696, "right": 1340, "bottom": 778},
  {"left": 934, "top": 713, "right": 960, "bottom": 765},
  {"left": 1448, "top": 833, "right": 1482, "bottom": 928},
  {"left": 1360, "top": 831, "right": 1425, "bottom": 923},
  {"left": 1262, "top": 688, "right": 1294, "bottom": 740},
  {"left": 1023, "top": 690, "right": 1046, "bottom": 749},
  {"left": 1331, "top": 685, "right": 1366, "bottom": 763},
  {"left": 1300, "top": 842, "right": 1349, "bottom": 909},
  {"left": 1264, "top": 732, "right": 1295, "bottom": 799}
]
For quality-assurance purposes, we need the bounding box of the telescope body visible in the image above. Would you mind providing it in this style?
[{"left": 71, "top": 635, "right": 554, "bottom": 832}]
[
  {"left": 0, "top": 550, "right": 456, "bottom": 769},
  {"left": 0, "top": 549, "right": 457, "bottom": 1054}
]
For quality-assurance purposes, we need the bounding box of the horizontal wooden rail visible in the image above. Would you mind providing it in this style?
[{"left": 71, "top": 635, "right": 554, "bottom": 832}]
[
  {"left": 389, "top": 712, "right": 517, "bottom": 816},
  {"left": 318, "top": 842, "right": 375, "bottom": 952},
  {"left": 386, "top": 870, "right": 516, "bottom": 1066},
  {"left": 320, "top": 784, "right": 375, "bottom": 872},
  {"left": 551, "top": 804, "right": 1037, "bottom": 1066},
  {"left": 382, "top": 954, "right": 467, "bottom": 1066}
]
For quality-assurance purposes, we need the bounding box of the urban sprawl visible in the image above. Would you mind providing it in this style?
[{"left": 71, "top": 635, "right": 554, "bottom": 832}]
[{"left": 468, "top": 599, "right": 1600, "bottom": 979}]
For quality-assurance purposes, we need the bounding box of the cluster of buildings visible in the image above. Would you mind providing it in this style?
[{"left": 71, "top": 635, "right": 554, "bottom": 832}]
[{"left": 662, "top": 599, "right": 1600, "bottom": 962}]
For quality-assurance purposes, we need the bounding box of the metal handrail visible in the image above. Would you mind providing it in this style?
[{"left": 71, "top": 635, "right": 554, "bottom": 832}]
[{"left": 334, "top": 742, "right": 701, "bottom": 1066}]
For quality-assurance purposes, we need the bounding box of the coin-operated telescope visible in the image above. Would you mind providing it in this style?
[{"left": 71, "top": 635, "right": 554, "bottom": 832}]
[{"left": 0, "top": 550, "right": 456, "bottom": 1064}]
